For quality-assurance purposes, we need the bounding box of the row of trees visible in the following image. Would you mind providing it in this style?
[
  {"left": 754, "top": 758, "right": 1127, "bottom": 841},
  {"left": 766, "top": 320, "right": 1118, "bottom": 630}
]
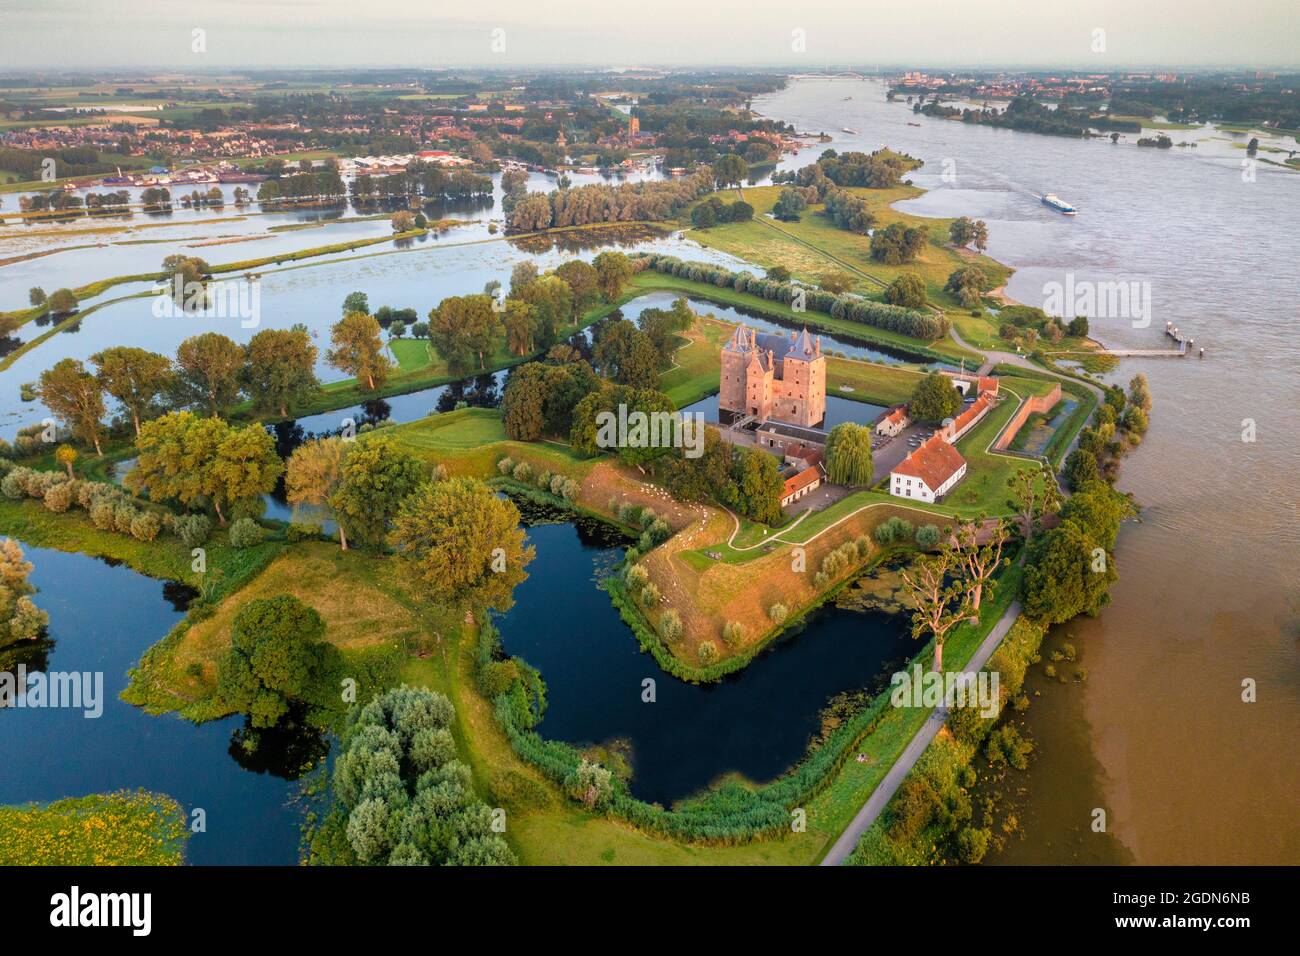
[
  {"left": 506, "top": 168, "right": 715, "bottom": 231},
  {"left": 634, "top": 253, "right": 948, "bottom": 341},
  {"left": 425, "top": 252, "right": 634, "bottom": 374}
]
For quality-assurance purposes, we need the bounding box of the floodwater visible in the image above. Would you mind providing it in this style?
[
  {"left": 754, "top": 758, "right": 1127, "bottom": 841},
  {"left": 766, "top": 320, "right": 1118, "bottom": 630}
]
[{"left": 758, "top": 77, "right": 1300, "bottom": 864}]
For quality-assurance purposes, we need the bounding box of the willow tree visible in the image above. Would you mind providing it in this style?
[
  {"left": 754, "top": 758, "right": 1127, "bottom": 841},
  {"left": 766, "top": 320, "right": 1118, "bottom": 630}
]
[
  {"left": 825, "top": 422, "right": 874, "bottom": 485},
  {"left": 285, "top": 437, "right": 351, "bottom": 550},
  {"left": 899, "top": 551, "right": 971, "bottom": 672}
]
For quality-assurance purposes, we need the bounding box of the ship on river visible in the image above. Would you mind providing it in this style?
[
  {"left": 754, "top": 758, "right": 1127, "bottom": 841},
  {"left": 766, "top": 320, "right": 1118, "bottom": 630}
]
[{"left": 1040, "top": 193, "right": 1078, "bottom": 215}]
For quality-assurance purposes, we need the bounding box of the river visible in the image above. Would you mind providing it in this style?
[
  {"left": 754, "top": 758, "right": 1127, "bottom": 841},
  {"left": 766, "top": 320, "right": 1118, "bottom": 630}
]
[{"left": 756, "top": 77, "right": 1300, "bottom": 865}]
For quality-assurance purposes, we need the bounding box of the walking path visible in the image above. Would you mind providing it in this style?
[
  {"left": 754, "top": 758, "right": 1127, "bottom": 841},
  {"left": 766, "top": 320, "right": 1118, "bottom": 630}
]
[{"left": 819, "top": 597, "right": 1023, "bottom": 866}]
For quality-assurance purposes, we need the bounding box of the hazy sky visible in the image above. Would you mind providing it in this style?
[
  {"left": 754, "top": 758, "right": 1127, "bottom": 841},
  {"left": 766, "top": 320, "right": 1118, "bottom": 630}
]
[{"left": 1, "top": 0, "right": 1297, "bottom": 71}]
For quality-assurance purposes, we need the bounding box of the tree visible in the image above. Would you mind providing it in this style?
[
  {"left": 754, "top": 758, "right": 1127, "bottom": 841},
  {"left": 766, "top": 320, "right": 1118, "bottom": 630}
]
[
  {"left": 955, "top": 518, "right": 1009, "bottom": 613},
  {"left": 884, "top": 273, "right": 927, "bottom": 308},
  {"left": 1066, "top": 315, "right": 1089, "bottom": 337},
  {"left": 1009, "top": 466, "right": 1059, "bottom": 545},
  {"left": 28, "top": 288, "right": 45, "bottom": 307},
  {"left": 242, "top": 326, "right": 319, "bottom": 417},
  {"left": 593, "top": 318, "right": 660, "bottom": 389},
  {"left": 690, "top": 201, "right": 717, "bottom": 229},
  {"left": 1064, "top": 447, "right": 1100, "bottom": 490},
  {"left": 554, "top": 260, "right": 600, "bottom": 318},
  {"left": 36, "top": 359, "right": 106, "bottom": 455},
  {"left": 209, "top": 424, "right": 284, "bottom": 524},
  {"left": 512, "top": 275, "right": 573, "bottom": 348},
  {"left": 949, "top": 216, "right": 988, "bottom": 250},
  {"left": 712, "top": 153, "right": 749, "bottom": 191},
  {"left": 427, "top": 293, "right": 502, "bottom": 372},
  {"left": 341, "top": 291, "right": 369, "bottom": 317},
  {"left": 327, "top": 312, "right": 390, "bottom": 391},
  {"left": 1021, "top": 521, "right": 1116, "bottom": 624},
  {"left": 216, "top": 595, "right": 329, "bottom": 728},
  {"left": 327, "top": 686, "right": 515, "bottom": 866},
  {"left": 772, "top": 187, "right": 807, "bottom": 221},
  {"left": 91, "top": 346, "right": 173, "bottom": 437},
  {"left": 391, "top": 477, "right": 535, "bottom": 612},
  {"left": 130, "top": 412, "right": 280, "bottom": 524},
  {"left": 501, "top": 299, "right": 538, "bottom": 357},
  {"left": 909, "top": 372, "right": 963, "bottom": 425},
  {"left": 1, "top": 538, "right": 48, "bottom": 647},
  {"left": 593, "top": 251, "right": 632, "bottom": 301},
  {"left": 870, "top": 222, "right": 926, "bottom": 264},
  {"left": 46, "top": 288, "right": 77, "bottom": 316},
  {"left": 730, "top": 444, "right": 784, "bottom": 524},
  {"left": 949, "top": 217, "right": 976, "bottom": 247},
  {"left": 570, "top": 384, "right": 676, "bottom": 468},
  {"left": 285, "top": 437, "right": 351, "bottom": 549},
  {"left": 899, "top": 551, "right": 972, "bottom": 671},
  {"left": 820, "top": 271, "right": 855, "bottom": 295},
  {"left": 824, "top": 422, "right": 874, "bottom": 485},
  {"left": 945, "top": 265, "right": 989, "bottom": 308},
  {"left": 1128, "top": 373, "right": 1152, "bottom": 413},
  {"left": 510, "top": 261, "right": 538, "bottom": 292},
  {"left": 332, "top": 434, "right": 424, "bottom": 549},
  {"left": 176, "top": 332, "right": 243, "bottom": 417},
  {"left": 55, "top": 445, "right": 77, "bottom": 477}
]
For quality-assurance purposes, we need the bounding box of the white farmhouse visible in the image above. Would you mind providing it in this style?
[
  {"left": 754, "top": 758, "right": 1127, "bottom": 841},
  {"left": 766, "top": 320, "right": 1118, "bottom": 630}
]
[{"left": 889, "top": 435, "right": 968, "bottom": 503}]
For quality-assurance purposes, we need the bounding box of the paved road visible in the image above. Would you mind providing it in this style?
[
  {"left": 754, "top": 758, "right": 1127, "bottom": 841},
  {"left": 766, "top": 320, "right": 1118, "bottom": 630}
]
[{"left": 819, "top": 599, "right": 1023, "bottom": 867}]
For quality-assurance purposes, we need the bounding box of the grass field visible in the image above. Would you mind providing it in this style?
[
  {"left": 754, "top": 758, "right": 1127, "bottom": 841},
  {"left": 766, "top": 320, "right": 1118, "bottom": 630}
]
[{"left": 686, "top": 184, "right": 1012, "bottom": 311}]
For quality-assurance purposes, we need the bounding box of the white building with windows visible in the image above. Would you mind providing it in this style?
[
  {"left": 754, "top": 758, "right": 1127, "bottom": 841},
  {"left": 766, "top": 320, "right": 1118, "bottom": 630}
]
[{"left": 889, "top": 435, "right": 967, "bottom": 503}]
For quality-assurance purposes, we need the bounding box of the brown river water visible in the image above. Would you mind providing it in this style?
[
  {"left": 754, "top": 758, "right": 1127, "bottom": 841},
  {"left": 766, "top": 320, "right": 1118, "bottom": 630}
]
[{"left": 759, "top": 78, "right": 1300, "bottom": 864}]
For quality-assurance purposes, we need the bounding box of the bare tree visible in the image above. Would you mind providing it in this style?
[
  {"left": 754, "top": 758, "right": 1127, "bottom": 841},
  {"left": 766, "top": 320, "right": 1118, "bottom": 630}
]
[
  {"left": 955, "top": 518, "right": 1010, "bottom": 616},
  {"left": 899, "top": 551, "right": 972, "bottom": 672}
]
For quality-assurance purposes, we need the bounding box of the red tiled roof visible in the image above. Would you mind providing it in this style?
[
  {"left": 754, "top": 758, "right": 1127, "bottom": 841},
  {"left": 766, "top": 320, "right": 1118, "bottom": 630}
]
[
  {"left": 783, "top": 464, "right": 823, "bottom": 498},
  {"left": 946, "top": 390, "right": 995, "bottom": 439},
  {"left": 882, "top": 407, "right": 907, "bottom": 424},
  {"left": 892, "top": 436, "right": 966, "bottom": 490}
]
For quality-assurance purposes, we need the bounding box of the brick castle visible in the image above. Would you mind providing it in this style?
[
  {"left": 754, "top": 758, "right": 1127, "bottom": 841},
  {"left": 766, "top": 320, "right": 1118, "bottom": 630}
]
[{"left": 719, "top": 325, "right": 826, "bottom": 428}]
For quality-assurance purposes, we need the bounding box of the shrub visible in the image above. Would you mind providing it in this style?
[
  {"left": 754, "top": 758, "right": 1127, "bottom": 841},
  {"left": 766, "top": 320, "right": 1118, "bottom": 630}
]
[
  {"left": 915, "top": 524, "right": 941, "bottom": 548},
  {"left": 535, "top": 470, "right": 551, "bottom": 490},
  {"left": 286, "top": 522, "right": 322, "bottom": 542},
  {"left": 624, "top": 563, "right": 649, "bottom": 595},
  {"left": 113, "top": 504, "right": 138, "bottom": 534},
  {"left": 2, "top": 469, "right": 29, "bottom": 499},
  {"left": 229, "top": 517, "right": 266, "bottom": 549},
  {"left": 956, "top": 826, "right": 991, "bottom": 864},
  {"left": 549, "top": 474, "right": 566, "bottom": 496},
  {"left": 659, "top": 609, "right": 683, "bottom": 642},
  {"left": 561, "top": 479, "right": 580, "bottom": 502},
  {"left": 90, "top": 500, "right": 116, "bottom": 531},
  {"left": 176, "top": 514, "right": 212, "bottom": 548},
  {"left": 511, "top": 461, "right": 532, "bottom": 482},
  {"left": 874, "top": 516, "right": 913, "bottom": 544},
  {"left": 697, "top": 640, "right": 718, "bottom": 665},
  {"left": 639, "top": 582, "right": 660, "bottom": 607},
  {"left": 568, "top": 759, "right": 613, "bottom": 809},
  {"left": 43, "top": 481, "right": 74, "bottom": 513},
  {"left": 617, "top": 502, "right": 642, "bottom": 526},
  {"left": 130, "top": 511, "right": 162, "bottom": 542},
  {"left": 496, "top": 456, "right": 514, "bottom": 475},
  {"left": 855, "top": 535, "right": 872, "bottom": 559},
  {"left": 813, "top": 571, "right": 829, "bottom": 588},
  {"left": 768, "top": 603, "right": 788, "bottom": 625},
  {"left": 721, "top": 620, "right": 745, "bottom": 647}
]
